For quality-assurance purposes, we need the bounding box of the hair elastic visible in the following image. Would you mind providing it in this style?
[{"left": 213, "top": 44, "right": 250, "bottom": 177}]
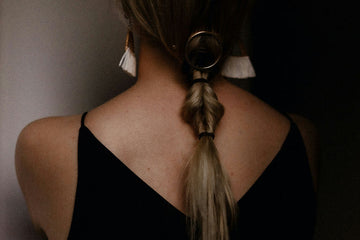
[
  {"left": 192, "top": 78, "right": 209, "bottom": 85},
  {"left": 198, "top": 132, "right": 215, "bottom": 140}
]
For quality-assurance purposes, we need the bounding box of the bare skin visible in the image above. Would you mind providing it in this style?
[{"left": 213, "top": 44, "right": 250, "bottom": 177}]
[{"left": 15, "top": 40, "right": 319, "bottom": 240}]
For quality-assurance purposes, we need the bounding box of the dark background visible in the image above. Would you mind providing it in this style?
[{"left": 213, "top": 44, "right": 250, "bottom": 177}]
[{"left": 250, "top": 0, "right": 359, "bottom": 239}]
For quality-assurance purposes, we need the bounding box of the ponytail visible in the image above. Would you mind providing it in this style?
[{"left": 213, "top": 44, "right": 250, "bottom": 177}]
[
  {"left": 181, "top": 79, "right": 237, "bottom": 240},
  {"left": 180, "top": 28, "right": 237, "bottom": 239}
]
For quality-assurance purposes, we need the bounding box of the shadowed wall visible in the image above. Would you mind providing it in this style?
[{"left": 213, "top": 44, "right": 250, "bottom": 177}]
[{"left": 0, "top": 1, "right": 132, "bottom": 239}]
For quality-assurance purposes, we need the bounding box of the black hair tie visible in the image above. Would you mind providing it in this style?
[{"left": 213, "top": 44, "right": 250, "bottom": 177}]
[
  {"left": 199, "top": 132, "right": 215, "bottom": 139},
  {"left": 192, "top": 78, "right": 209, "bottom": 85}
]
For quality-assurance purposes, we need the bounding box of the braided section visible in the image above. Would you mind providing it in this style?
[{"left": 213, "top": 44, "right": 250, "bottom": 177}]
[
  {"left": 182, "top": 82, "right": 224, "bottom": 134},
  {"left": 181, "top": 82, "right": 237, "bottom": 240}
]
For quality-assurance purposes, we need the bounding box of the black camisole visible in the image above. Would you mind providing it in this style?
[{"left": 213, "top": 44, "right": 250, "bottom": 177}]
[{"left": 67, "top": 112, "right": 316, "bottom": 239}]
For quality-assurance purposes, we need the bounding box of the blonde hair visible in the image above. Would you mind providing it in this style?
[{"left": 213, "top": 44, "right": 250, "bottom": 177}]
[
  {"left": 182, "top": 82, "right": 236, "bottom": 240},
  {"left": 118, "top": 1, "right": 249, "bottom": 239}
]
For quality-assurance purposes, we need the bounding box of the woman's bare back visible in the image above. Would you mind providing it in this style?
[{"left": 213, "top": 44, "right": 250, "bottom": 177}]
[{"left": 15, "top": 78, "right": 318, "bottom": 239}]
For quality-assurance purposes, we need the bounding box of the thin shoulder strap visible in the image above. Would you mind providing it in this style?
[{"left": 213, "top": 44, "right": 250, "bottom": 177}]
[
  {"left": 279, "top": 111, "right": 297, "bottom": 136},
  {"left": 281, "top": 111, "right": 294, "bottom": 124},
  {"left": 81, "top": 112, "right": 88, "bottom": 126}
]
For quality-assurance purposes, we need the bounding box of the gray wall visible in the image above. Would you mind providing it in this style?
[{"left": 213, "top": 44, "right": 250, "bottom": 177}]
[
  {"left": 1, "top": 0, "right": 359, "bottom": 240},
  {"left": 0, "top": 1, "right": 132, "bottom": 239}
]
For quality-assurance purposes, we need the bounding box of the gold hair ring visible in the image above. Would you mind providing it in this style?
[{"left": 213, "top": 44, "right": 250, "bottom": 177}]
[{"left": 185, "top": 31, "right": 223, "bottom": 71}]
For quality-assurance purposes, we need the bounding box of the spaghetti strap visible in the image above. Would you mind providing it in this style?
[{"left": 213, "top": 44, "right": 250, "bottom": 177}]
[
  {"left": 281, "top": 111, "right": 294, "bottom": 124},
  {"left": 81, "top": 112, "right": 88, "bottom": 126}
]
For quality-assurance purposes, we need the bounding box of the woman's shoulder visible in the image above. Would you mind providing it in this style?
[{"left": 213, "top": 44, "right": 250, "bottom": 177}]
[
  {"left": 224, "top": 85, "right": 319, "bottom": 189},
  {"left": 17, "top": 113, "right": 81, "bottom": 140},
  {"left": 15, "top": 114, "right": 83, "bottom": 239},
  {"left": 16, "top": 114, "right": 82, "bottom": 163},
  {"left": 246, "top": 90, "right": 319, "bottom": 189}
]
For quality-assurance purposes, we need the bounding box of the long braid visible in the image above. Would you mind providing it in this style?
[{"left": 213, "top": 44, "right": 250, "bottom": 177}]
[{"left": 182, "top": 80, "right": 237, "bottom": 240}]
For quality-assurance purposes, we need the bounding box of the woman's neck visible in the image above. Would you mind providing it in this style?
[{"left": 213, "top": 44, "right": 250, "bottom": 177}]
[{"left": 130, "top": 39, "right": 230, "bottom": 103}]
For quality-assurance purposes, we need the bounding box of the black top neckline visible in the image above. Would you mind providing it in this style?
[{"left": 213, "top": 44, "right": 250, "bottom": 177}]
[
  {"left": 68, "top": 112, "right": 316, "bottom": 239},
  {"left": 79, "top": 118, "right": 294, "bottom": 217}
]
